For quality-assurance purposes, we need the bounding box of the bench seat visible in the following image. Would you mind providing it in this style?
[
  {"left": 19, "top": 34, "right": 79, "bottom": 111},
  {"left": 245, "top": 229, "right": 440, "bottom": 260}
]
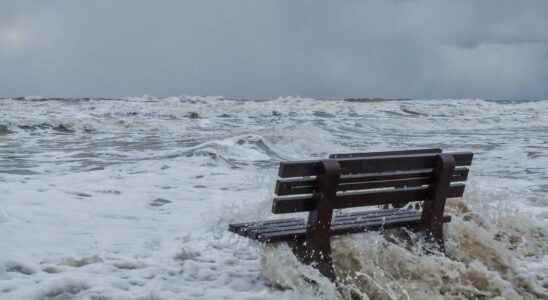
[{"left": 229, "top": 208, "right": 451, "bottom": 243}]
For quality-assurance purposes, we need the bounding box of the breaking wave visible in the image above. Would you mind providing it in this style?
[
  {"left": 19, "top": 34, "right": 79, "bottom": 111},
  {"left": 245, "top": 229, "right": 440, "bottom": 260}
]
[
  {"left": 262, "top": 199, "right": 548, "bottom": 299},
  {"left": 0, "top": 96, "right": 546, "bottom": 299}
]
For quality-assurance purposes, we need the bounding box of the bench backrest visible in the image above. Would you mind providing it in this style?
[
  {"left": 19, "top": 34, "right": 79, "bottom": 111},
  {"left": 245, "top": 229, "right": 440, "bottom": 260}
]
[{"left": 272, "top": 148, "right": 473, "bottom": 214}]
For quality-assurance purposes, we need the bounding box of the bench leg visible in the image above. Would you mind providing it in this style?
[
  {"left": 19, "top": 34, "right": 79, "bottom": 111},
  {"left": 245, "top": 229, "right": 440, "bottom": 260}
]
[
  {"left": 420, "top": 154, "right": 455, "bottom": 252},
  {"left": 291, "top": 159, "right": 340, "bottom": 282}
]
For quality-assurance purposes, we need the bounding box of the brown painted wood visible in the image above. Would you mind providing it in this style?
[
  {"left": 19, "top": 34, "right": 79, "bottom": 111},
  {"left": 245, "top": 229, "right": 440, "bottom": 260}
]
[
  {"left": 275, "top": 167, "right": 469, "bottom": 196},
  {"left": 229, "top": 213, "right": 450, "bottom": 242},
  {"left": 246, "top": 210, "right": 421, "bottom": 239},
  {"left": 272, "top": 183, "right": 465, "bottom": 214},
  {"left": 256, "top": 214, "right": 452, "bottom": 243},
  {"left": 420, "top": 154, "right": 455, "bottom": 252},
  {"left": 332, "top": 150, "right": 443, "bottom": 207},
  {"left": 300, "top": 159, "right": 341, "bottom": 281},
  {"left": 329, "top": 148, "right": 441, "bottom": 159},
  {"left": 229, "top": 208, "right": 423, "bottom": 237},
  {"left": 279, "top": 152, "right": 473, "bottom": 178}
]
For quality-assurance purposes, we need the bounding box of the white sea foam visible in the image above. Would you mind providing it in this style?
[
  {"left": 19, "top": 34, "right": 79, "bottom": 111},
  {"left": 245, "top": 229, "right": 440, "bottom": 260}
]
[{"left": 0, "top": 96, "right": 546, "bottom": 299}]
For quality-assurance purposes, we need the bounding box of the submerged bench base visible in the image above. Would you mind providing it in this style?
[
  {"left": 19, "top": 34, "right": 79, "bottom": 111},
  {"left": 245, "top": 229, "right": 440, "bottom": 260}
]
[{"left": 229, "top": 208, "right": 451, "bottom": 243}]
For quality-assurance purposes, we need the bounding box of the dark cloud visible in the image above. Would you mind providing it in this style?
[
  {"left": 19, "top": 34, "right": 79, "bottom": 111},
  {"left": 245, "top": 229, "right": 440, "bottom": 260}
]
[{"left": 1, "top": 0, "right": 547, "bottom": 98}]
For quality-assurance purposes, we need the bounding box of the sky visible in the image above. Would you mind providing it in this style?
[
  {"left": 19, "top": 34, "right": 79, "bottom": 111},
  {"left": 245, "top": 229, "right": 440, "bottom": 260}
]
[{"left": 1, "top": 1, "right": 548, "bottom": 99}]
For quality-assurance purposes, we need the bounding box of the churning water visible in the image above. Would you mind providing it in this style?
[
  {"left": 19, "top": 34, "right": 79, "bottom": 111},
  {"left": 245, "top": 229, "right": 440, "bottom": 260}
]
[{"left": 0, "top": 96, "right": 547, "bottom": 299}]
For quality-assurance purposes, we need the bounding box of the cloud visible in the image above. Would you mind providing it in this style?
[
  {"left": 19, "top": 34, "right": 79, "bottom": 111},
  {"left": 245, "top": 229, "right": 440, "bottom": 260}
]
[{"left": 1, "top": 0, "right": 547, "bottom": 98}]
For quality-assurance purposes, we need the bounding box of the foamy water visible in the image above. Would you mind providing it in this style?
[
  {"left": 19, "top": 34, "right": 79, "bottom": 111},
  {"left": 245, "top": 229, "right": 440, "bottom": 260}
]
[{"left": 0, "top": 96, "right": 546, "bottom": 299}]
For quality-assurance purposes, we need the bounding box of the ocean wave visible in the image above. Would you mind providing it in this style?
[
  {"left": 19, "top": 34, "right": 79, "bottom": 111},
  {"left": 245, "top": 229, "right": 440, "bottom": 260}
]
[
  {"left": 0, "top": 95, "right": 546, "bottom": 299},
  {"left": 156, "top": 134, "right": 285, "bottom": 166},
  {"left": 262, "top": 199, "right": 548, "bottom": 299},
  {"left": 0, "top": 122, "right": 79, "bottom": 134},
  {"left": 0, "top": 124, "right": 12, "bottom": 135}
]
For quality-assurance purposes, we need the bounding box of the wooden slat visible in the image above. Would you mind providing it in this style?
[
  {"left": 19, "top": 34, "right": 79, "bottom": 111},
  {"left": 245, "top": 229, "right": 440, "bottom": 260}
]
[
  {"left": 272, "top": 183, "right": 465, "bottom": 214},
  {"left": 230, "top": 208, "right": 424, "bottom": 239},
  {"left": 279, "top": 152, "right": 473, "bottom": 178},
  {"left": 275, "top": 167, "right": 469, "bottom": 196},
  {"left": 329, "top": 148, "right": 441, "bottom": 159},
  {"left": 257, "top": 214, "right": 452, "bottom": 243},
  {"left": 228, "top": 217, "right": 302, "bottom": 233},
  {"left": 247, "top": 210, "right": 421, "bottom": 239},
  {"left": 231, "top": 208, "right": 420, "bottom": 237}
]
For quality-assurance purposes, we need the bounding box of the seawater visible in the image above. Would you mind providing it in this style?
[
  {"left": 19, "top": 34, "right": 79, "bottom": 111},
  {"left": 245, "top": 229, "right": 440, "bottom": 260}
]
[{"left": 0, "top": 96, "right": 546, "bottom": 299}]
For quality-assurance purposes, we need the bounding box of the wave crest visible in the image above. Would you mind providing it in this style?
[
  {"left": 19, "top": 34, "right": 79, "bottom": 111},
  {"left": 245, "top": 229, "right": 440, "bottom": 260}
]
[{"left": 261, "top": 199, "right": 548, "bottom": 299}]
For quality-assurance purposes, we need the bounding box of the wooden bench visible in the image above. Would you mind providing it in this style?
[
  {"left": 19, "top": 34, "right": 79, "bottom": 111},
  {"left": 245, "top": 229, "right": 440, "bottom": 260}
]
[{"left": 229, "top": 149, "right": 473, "bottom": 281}]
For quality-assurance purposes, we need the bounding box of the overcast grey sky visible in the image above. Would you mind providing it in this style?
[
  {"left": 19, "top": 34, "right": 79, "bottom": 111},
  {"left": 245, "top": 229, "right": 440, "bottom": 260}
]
[{"left": 1, "top": 1, "right": 547, "bottom": 99}]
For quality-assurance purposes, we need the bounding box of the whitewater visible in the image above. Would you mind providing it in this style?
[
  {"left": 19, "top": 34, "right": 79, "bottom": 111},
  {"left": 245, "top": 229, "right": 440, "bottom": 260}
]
[{"left": 0, "top": 96, "right": 547, "bottom": 299}]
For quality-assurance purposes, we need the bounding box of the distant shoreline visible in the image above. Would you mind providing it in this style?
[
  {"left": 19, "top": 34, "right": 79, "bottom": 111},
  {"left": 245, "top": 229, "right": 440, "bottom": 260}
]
[{"left": 1, "top": 96, "right": 547, "bottom": 103}]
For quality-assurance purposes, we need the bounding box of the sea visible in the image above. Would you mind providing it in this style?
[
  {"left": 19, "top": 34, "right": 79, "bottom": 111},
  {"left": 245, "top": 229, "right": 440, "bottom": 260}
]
[{"left": 0, "top": 96, "right": 547, "bottom": 299}]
